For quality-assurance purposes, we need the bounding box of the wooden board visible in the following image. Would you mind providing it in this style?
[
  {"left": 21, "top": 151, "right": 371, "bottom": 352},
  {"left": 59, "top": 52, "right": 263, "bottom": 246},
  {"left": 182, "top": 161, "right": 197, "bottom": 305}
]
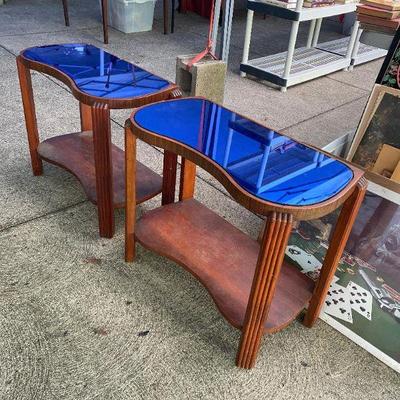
[
  {"left": 357, "top": 13, "right": 400, "bottom": 29},
  {"left": 135, "top": 199, "right": 315, "bottom": 333},
  {"left": 357, "top": 4, "right": 400, "bottom": 19},
  {"left": 38, "top": 131, "right": 162, "bottom": 207}
]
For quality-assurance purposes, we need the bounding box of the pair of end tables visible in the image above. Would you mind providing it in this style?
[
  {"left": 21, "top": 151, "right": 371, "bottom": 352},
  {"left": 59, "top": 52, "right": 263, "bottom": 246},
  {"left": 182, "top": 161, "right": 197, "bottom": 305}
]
[{"left": 18, "top": 44, "right": 366, "bottom": 369}]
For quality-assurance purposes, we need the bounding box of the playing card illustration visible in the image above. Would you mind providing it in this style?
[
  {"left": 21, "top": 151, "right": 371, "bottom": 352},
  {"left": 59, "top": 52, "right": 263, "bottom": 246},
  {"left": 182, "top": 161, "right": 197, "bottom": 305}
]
[
  {"left": 322, "top": 281, "right": 353, "bottom": 323},
  {"left": 286, "top": 245, "right": 322, "bottom": 274},
  {"left": 347, "top": 281, "right": 373, "bottom": 320}
]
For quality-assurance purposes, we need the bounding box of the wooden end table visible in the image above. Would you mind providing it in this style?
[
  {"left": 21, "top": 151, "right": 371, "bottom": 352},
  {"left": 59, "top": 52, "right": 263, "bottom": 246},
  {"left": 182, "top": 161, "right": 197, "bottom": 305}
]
[
  {"left": 124, "top": 97, "right": 366, "bottom": 368},
  {"left": 17, "top": 43, "right": 181, "bottom": 238}
]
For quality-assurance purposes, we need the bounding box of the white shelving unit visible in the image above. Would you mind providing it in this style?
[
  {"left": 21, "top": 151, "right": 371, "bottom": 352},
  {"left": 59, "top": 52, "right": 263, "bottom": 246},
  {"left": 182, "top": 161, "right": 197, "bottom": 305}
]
[
  {"left": 317, "top": 36, "right": 387, "bottom": 66},
  {"left": 239, "top": 0, "right": 386, "bottom": 91}
]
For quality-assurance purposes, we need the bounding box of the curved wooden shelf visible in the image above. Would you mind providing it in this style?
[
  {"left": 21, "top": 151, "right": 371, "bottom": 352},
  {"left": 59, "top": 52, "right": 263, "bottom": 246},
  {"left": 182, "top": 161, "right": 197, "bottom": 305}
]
[
  {"left": 135, "top": 199, "right": 314, "bottom": 333},
  {"left": 38, "top": 131, "right": 162, "bottom": 207}
]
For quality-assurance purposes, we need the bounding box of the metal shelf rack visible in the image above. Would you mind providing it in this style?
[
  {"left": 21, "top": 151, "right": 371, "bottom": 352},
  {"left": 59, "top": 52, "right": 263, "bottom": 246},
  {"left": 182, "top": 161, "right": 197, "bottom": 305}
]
[{"left": 240, "top": 0, "right": 386, "bottom": 91}]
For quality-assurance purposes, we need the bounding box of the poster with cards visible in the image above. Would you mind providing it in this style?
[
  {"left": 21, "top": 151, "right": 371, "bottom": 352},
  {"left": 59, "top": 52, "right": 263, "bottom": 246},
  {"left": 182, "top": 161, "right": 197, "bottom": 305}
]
[{"left": 285, "top": 186, "right": 400, "bottom": 373}]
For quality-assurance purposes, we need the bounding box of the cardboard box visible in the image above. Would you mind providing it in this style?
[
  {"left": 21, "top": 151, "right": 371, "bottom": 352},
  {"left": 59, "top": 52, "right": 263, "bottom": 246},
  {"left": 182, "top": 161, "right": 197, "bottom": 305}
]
[{"left": 372, "top": 144, "right": 400, "bottom": 183}]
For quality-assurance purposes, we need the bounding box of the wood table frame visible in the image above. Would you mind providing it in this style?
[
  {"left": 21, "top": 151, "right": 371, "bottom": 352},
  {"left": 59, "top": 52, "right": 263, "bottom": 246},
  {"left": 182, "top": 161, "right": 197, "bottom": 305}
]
[
  {"left": 17, "top": 49, "right": 181, "bottom": 238},
  {"left": 124, "top": 98, "right": 366, "bottom": 368}
]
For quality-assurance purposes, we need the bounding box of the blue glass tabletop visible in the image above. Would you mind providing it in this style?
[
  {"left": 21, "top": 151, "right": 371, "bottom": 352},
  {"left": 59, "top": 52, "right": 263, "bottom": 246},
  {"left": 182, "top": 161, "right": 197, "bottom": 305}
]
[
  {"left": 22, "top": 44, "right": 170, "bottom": 99},
  {"left": 133, "top": 98, "right": 354, "bottom": 207}
]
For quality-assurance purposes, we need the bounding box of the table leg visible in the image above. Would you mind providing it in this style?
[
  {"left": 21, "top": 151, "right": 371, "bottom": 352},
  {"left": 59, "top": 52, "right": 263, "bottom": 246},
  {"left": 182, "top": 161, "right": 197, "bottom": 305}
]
[
  {"left": 16, "top": 57, "right": 43, "bottom": 176},
  {"left": 163, "top": 0, "right": 169, "bottom": 34},
  {"left": 179, "top": 157, "right": 196, "bottom": 201},
  {"left": 162, "top": 150, "right": 177, "bottom": 205},
  {"left": 237, "top": 212, "right": 293, "bottom": 369},
  {"left": 62, "top": 0, "right": 69, "bottom": 26},
  {"left": 79, "top": 102, "right": 92, "bottom": 131},
  {"left": 303, "top": 178, "right": 367, "bottom": 328},
  {"left": 171, "top": 0, "right": 175, "bottom": 33},
  {"left": 101, "top": 0, "right": 109, "bottom": 44},
  {"left": 92, "top": 102, "right": 114, "bottom": 238},
  {"left": 125, "top": 125, "right": 137, "bottom": 262}
]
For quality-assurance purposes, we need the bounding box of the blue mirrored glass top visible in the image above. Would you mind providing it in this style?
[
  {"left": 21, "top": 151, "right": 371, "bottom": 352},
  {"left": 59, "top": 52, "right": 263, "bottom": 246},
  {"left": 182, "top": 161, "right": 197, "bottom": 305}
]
[
  {"left": 23, "top": 44, "right": 170, "bottom": 99},
  {"left": 133, "top": 98, "right": 353, "bottom": 206}
]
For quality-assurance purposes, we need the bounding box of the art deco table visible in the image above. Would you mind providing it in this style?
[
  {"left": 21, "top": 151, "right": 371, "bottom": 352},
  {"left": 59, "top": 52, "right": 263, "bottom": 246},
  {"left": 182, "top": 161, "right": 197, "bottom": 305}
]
[
  {"left": 17, "top": 43, "right": 180, "bottom": 238},
  {"left": 124, "top": 97, "right": 367, "bottom": 368}
]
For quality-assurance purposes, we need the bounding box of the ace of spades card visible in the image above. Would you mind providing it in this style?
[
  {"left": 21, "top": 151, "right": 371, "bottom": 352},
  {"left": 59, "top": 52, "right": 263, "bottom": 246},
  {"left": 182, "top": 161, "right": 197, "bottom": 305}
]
[
  {"left": 285, "top": 245, "right": 322, "bottom": 274},
  {"left": 322, "top": 281, "right": 353, "bottom": 323},
  {"left": 347, "top": 281, "right": 373, "bottom": 321}
]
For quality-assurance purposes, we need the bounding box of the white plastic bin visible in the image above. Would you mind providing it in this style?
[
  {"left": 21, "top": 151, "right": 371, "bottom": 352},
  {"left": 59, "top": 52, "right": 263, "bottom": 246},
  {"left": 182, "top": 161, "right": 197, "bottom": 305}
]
[{"left": 108, "top": 0, "right": 156, "bottom": 33}]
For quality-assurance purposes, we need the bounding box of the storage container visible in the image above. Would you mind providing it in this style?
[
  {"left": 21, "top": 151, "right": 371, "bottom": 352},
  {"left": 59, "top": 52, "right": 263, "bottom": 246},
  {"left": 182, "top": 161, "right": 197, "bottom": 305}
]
[{"left": 108, "top": 0, "right": 156, "bottom": 33}]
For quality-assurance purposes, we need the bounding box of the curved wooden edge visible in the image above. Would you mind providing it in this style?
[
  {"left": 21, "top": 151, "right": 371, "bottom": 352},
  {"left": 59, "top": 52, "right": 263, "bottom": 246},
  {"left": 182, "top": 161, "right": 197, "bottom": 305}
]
[
  {"left": 126, "top": 98, "right": 365, "bottom": 220},
  {"left": 17, "top": 51, "right": 178, "bottom": 109}
]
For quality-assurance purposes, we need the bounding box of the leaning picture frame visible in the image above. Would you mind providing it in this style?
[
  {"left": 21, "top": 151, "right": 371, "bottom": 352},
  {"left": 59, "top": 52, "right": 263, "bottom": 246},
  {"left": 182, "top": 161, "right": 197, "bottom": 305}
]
[
  {"left": 347, "top": 84, "right": 400, "bottom": 194},
  {"left": 285, "top": 182, "right": 400, "bottom": 373},
  {"left": 376, "top": 28, "right": 400, "bottom": 88}
]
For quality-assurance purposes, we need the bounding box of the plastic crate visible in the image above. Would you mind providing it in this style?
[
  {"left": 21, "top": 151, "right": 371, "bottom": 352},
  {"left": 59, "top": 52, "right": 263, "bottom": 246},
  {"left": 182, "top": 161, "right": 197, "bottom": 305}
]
[{"left": 108, "top": 0, "right": 156, "bottom": 33}]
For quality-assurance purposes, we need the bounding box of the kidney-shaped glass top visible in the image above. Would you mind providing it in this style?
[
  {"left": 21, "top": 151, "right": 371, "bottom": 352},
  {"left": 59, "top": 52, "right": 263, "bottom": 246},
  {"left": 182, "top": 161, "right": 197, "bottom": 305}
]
[
  {"left": 133, "top": 98, "right": 354, "bottom": 207},
  {"left": 22, "top": 43, "right": 170, "bottom": 99}
]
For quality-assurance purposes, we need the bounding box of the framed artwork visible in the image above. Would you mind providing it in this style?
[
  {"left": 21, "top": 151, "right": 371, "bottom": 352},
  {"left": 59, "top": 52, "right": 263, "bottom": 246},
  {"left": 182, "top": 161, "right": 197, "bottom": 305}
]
[
  {"left": 348, "top": 84, "right": 400, "bottom": 193},
  {"left": 285, "top": 183, "right": 400, "bottom": 373},
  {"left": 377, "top": 28, "right": 400, "bottom": 89}
]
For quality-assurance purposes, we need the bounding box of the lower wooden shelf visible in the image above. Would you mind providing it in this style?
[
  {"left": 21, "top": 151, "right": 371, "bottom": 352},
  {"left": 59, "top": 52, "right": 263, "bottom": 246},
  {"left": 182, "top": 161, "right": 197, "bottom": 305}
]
[
  {"left": 135, "top": 199, "right": 315, "bottom": 333},
  {"left": 38, "top": 131, "right": 163, "bottom": 208}
]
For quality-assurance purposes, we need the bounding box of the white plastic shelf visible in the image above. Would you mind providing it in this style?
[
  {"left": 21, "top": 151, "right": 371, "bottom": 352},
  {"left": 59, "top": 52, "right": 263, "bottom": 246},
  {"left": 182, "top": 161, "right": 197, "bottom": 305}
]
[
  {"left": 240, "top": 41, "right": 350, "bottom": 87},
  {"left": 247, "top": 0, "right": 357, "bottom": 22},
  {"left": 317, "top": 37, "right": 387, "bottom": 65}
]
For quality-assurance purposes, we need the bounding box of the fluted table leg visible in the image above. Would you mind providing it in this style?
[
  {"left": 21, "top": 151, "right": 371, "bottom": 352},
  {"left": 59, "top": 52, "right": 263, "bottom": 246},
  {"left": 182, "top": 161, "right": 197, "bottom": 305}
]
[
  {"left": 237, "top": 212, "right": 293, "bottom": 369},
  {"left": 92, "top": 102, "right": 114, "bottom": 238}
]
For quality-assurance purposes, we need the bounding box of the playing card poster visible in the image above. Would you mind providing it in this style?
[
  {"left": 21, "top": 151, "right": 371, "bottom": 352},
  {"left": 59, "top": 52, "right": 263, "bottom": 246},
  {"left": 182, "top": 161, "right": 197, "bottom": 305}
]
[{"left": 285, "top": 189, "right": 400, "bottom": 372}]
